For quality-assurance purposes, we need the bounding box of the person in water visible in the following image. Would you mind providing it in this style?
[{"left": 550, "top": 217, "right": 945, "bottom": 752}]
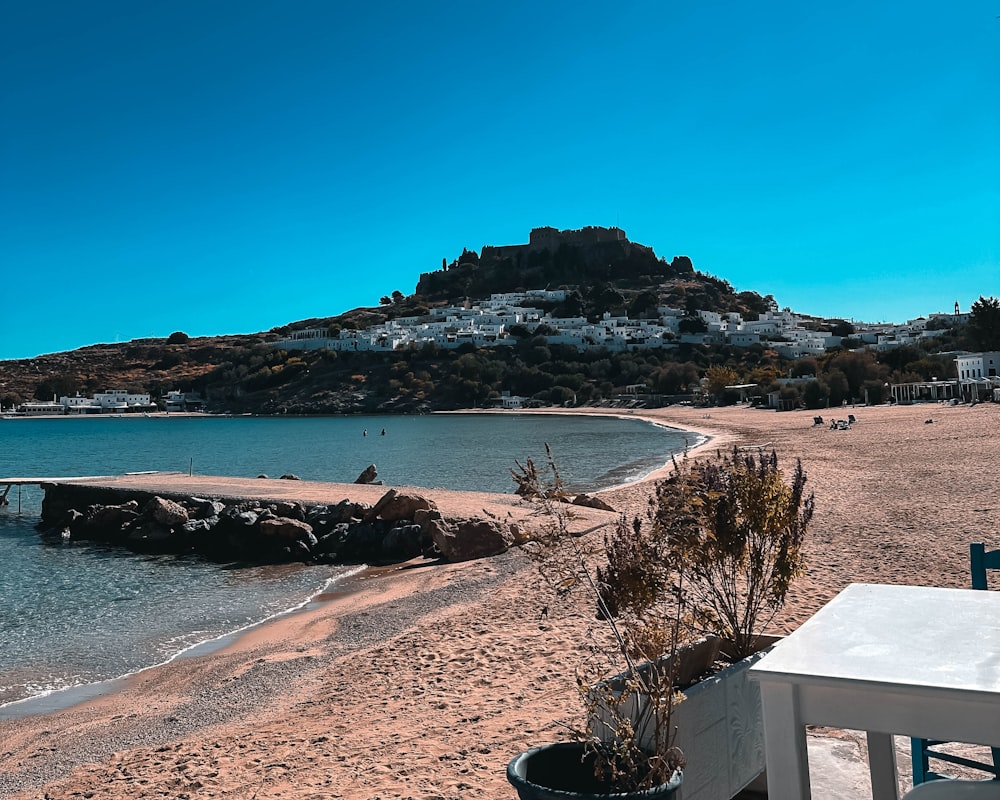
[
  {"left": 380, "top": 428, "right": 385, "bottom": 436},
  {"left": 363, "top": 429, "right": 367, "bottom": 437}
]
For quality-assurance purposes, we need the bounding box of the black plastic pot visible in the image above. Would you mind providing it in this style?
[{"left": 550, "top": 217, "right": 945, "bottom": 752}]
[{"left": 506, "top": 742, "right": 683, "bottom": 800}]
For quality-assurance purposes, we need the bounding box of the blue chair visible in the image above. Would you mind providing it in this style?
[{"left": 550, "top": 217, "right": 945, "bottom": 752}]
[{"left": 911, "top": 542, "right": 1000, "bottom": 785}]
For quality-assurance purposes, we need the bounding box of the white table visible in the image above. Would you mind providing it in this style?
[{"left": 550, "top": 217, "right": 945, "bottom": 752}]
[{"left": 749, "top": 583, "right": 1000, "bottom": 800}]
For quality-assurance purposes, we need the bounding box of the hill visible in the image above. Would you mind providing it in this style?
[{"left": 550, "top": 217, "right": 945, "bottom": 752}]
[{"left": 0, "top": 227, "right": 973, "bottom": 415}]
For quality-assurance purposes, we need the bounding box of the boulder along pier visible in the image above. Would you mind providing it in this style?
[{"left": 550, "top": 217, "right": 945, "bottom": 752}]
[{"left": 13, "top": 473, "right": 616, "bottom": 566}]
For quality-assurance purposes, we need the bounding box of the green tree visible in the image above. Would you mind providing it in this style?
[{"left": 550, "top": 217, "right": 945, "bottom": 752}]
[
  {"left": 802, "top": 380, "right": 828, "bottom": 409},
  {"left": 830, "top": 320, "right": 855, "bottom": 338},
  {"left": 167, "top": 331, "right": 190, "bottom": 344},
  {"left": 677, "top": 316, "right": 708, "bottom": 335},
  {"left": 629, "top": 289, "right": 660, "bottom": 318},
  {"left": 967, "top": 296, "right": 1000, "bottom": 350}
]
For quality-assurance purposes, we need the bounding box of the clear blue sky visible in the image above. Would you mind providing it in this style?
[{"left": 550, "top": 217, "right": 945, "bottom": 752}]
[{"left": 2, "top": 1, "right": 997, "bottom": 360}]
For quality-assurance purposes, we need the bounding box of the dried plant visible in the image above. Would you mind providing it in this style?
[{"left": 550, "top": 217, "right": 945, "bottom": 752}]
[
  {"left": 654, "top": 447, "right": 815, "bottom": 659},
  {"left": 516, "top": 445, "right": 686, "bottom": 792}
]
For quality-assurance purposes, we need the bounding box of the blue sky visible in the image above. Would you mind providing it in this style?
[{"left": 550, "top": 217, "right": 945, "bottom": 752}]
[{"left": 2, "top": 1, "right": 997, "bottom": 360}]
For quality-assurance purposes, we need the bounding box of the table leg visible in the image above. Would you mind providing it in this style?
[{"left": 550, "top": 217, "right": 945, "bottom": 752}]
[
  {"left": 866, "top": 732, "right": 899, "bottom": 800},
  {"left": 760, "top": 682, "right": 812, "bottom": 799}
]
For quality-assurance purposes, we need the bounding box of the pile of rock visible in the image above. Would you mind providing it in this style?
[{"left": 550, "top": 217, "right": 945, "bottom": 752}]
[{"left": 40, "top": 488, "right": 516, "bottom": 566}]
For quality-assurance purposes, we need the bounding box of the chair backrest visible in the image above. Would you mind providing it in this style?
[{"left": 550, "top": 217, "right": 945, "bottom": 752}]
[{"left": 970, "top": 542, "right": 1000, "bottom": 591}]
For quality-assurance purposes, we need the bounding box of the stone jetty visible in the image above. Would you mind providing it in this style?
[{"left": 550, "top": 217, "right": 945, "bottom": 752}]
[{"left": 34, "top": 473, "right": 616, "bottom": 566}]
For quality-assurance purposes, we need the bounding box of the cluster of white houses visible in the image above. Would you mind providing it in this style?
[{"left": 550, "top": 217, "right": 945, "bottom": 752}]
[
  {"left": 14, "top": 390, "right": 202, "bottom": 416},
  {"left": 273, "top": 292, "right": 963, "bottom": 359},
  {"left": 273, "top": 294, "right": 999, "bottom": 405}
]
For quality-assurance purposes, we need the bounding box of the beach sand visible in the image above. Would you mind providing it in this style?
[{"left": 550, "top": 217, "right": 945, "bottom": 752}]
[{"left": 1, "top": 401, "right": 997, "bottom": 799}]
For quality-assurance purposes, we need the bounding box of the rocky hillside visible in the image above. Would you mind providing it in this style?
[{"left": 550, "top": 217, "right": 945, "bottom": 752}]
[
  {"left": 7, "top": 227, "right": 935, "bottom": 415},
  {"left": 0, "top": 334, "right": 271, "bottom": 411}
]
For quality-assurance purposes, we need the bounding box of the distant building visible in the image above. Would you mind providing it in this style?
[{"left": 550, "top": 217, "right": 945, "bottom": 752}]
[
  {"left": 955, "top": 352, "right": 1000, "bottom": 380},
  {"left": 163, "top": 390, "right": 205, "bottom": 412},
  {"left": 955, "top": 352, "right": 1000, "bottom": 402},
  {"left": 20, "top": 400, "right": 65, "bottom": 416},
  {"left": 498, "top": 392, "right": 526, "bottom": 409}
]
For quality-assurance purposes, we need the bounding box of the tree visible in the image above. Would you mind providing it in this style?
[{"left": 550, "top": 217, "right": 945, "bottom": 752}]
[
  {"left": 629, "top": 289, "right": 660, "bottom": 318},
  {"left": 391, "top": 290, "right": 405, "bottom": 304},
  {"left": 703, "top": 365, "right": 738, "bottom": 398},
  {"left": 967, "top": 296, "right": 1000, "bottom": 350},
  {"left": 736, "top": 291, "right": 770, "bottom": 317},
  {"left": 830, "top": 320, "right": 855, "bottom": 338},
  {"left": 167, "top": 331, "right": 190, "bottom": 344},
  {"left": 678, "top": 316, "right": 708, "bottom": 335},
  {"left": 802, "top": 379, "right": 828, "bottom": 409},
  {"left": 379, "top": 296, "right": 392, "bottom": 306}
]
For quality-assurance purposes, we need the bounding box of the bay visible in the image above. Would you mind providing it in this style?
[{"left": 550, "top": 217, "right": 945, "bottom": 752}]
[{"left": 0, "top": 412, "right": 698, "bottom": 713}]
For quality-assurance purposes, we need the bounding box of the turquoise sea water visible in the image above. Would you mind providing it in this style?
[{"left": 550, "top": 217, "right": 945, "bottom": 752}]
[{"left": 0, "top": 413, "right": 698, "bottom": 713}]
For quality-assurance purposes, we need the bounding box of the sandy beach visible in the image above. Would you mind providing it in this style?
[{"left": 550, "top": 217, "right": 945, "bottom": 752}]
[{"left": 1, "top": 401, "right": 997, "bottom": 799}]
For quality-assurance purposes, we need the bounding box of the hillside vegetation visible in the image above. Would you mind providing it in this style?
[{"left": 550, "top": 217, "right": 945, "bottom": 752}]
[{"left": 1, "top": 232, "right": 991, "bottom": 415}]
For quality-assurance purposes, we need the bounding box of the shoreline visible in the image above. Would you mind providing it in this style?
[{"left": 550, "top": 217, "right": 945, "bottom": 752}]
[
  {"left": 0, "top": 563, "right": 370, "bottom": 722},
  {"left": 443, "top": 406, "right": 720, "bottom": 488},
  {"left": 0, "top": 411, "right": 694, "bottom": 719},
  {"left": 3, "top": 401, "right": 998, "bottom": 799}
]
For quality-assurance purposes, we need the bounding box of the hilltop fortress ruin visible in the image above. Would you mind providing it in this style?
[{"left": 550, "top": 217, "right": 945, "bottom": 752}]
[
  {"left": 415, "top": 225, "right": 661, "bottom": 302},
  {"left": 479, "top": 225, "right": 652, "bottom": 263},
  {"left": 478, "top": 225, "right": 635, "bottom": 262}
]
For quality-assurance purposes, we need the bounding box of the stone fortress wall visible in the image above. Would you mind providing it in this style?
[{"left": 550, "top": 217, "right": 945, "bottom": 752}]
[{"left": 479, "top": 225, "right": 628, "bottom": 262}]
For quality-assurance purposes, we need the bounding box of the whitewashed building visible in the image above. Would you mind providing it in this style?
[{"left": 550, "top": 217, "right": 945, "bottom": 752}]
[{"left": 955, "top": 352, "right": 1000, "bottom": 380}]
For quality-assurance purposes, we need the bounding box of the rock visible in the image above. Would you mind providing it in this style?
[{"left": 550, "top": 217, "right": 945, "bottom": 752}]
[
  {"left": 571, "top": 494, "right": 617, "bottom": 512},
  {"left": 84, "top": 502, "right": 140, "bottom": 531},
  {"left": 188, "top": 497, "right": 226, "bottom": 518},
  {"left": 180, "top": 518, "right": 213, "bottom": 534},
  {"left": 289, "top": 539, "right": 313, "bottom": 559},
  {"left": 355, "top": 464, "right": 378, "bottom": 484},
  {"left": 335, "top": 520, "right": 389, "bottom": 560},
  {"left": 413, "top": 507, "right": 443, "bottom": 531},
  {"left": 41, "top": 525, "right": 73, "bottom": 543},
  {"left": 426, "top": 516, "right": 514, "bottom": 562},
  {"left": 363, "top": 489, "right": 396, "bottom": 521},
  {"left": 382, "top": 523, "right": 427, "bottom": 560},
  {"left": 228, "top": 509, "right": 260, "bottom": 528},
  {"left": 279, "top": 473, "right": 301, "bottom": 480},
  {"left": 258, "top": 516, "right": 314, "bottom": 541},
  {"left": 145, "top": 496, "right": 189, "bottom": 527},
  {"left": 325, "top": 499, "right": 366, "bottom": 524},
  {"left": 511, "top": 522, "right": 532, "bottom": 545},
  {"left": 61, "top": 508, "right": 85, "bottom": 530},
  {"left": 126, "top": 522, "right": 179, "bottom": 553},
  {"left": 364, "top": 490, "right": 437, "bottom": 523},
  {"left": 273, "top": 501, "right": 305, "bottom": 521},
  {"left": 257, "top": 474, "right": 269, "bottom": 479}
]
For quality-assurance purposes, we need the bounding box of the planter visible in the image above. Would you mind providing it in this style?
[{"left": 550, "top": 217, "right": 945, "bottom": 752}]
[
  {"left": 669, "top": 636, "right": 780, "bottom": 800},
  {"left": 595, "top": 635, "right": 781, "bottom": 800},
  {"left": 507, "top": 742, "right": 683, "bottom": 800}
]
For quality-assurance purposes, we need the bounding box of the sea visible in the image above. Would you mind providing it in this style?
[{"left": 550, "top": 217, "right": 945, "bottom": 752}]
[{"left": 0, "top": 412, "right": 698, "bottom": 716}]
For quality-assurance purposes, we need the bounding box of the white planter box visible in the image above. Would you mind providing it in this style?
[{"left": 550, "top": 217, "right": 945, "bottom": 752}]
[
  {"left": 596, "top": 635, "right": 779, "bottom": 800},
  {"left": 669, "top": 637, "right": 778, "bottom": 800}
]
